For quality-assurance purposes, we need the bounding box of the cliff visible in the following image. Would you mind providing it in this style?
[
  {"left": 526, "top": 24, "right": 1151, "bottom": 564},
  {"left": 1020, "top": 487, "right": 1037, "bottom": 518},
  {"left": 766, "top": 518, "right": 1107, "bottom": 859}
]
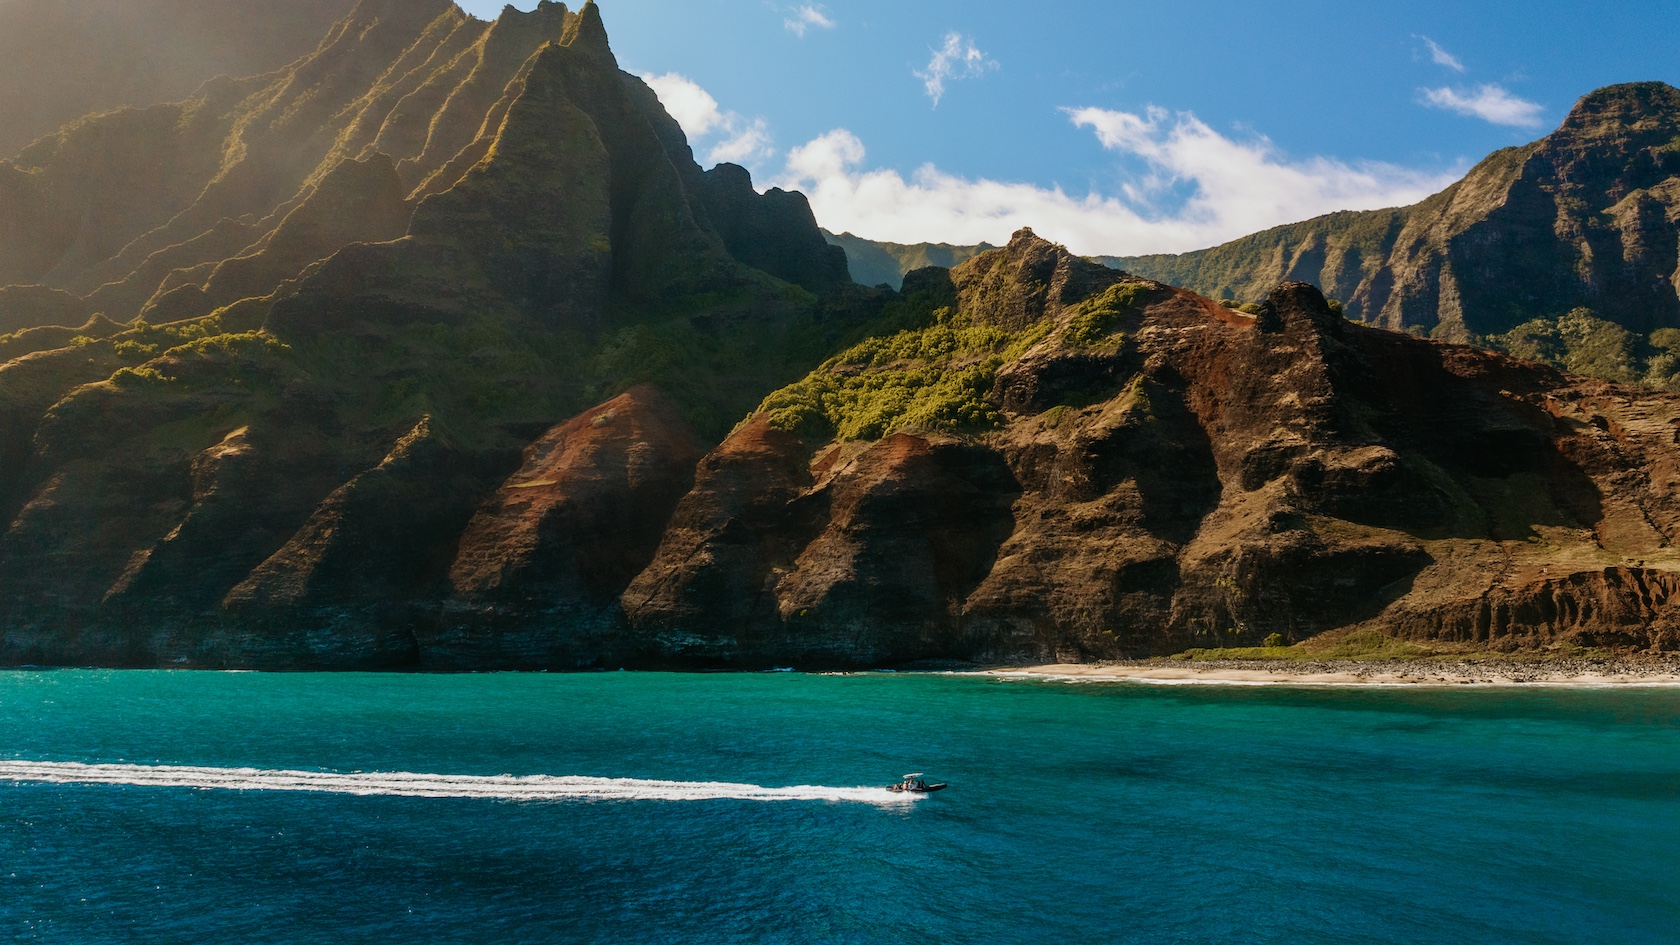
[
  {"left": 625, "top": 231, "right": 1680, "bottom": 666},
  {"left": 0, "top": 1, "right": 872, "bottom": 667}
]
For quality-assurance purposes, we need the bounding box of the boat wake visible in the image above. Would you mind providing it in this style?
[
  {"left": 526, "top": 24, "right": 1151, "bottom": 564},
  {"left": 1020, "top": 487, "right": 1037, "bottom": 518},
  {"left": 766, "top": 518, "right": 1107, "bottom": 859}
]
[{"left": 0, "top": 761, "right": 918, "bottom": 806}]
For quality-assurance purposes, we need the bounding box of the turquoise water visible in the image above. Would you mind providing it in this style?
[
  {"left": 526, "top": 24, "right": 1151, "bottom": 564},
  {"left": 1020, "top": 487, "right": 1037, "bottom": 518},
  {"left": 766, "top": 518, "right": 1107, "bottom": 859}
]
[{"left": 1, "top": 671, "right": 1677, "bottom": 944}]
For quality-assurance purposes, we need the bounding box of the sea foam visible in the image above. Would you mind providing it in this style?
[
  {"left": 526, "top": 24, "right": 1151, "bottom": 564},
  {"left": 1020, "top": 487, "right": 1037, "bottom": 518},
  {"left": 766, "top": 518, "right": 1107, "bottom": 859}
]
[{"left": 0, "top": 760, "right": 918, "bottom": 806}]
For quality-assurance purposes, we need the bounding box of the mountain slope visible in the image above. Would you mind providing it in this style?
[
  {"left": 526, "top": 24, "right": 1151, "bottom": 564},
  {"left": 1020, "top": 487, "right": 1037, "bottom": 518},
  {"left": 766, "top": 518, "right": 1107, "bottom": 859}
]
[
  {"left": 0, "top": 0, "right": 867, "bottom": 667},
  {"left": 0, "top": 0, "right": 850, "bottom": 329},
  {"left": 624, "top": 231, "right": 1680, "bottom": 667}
]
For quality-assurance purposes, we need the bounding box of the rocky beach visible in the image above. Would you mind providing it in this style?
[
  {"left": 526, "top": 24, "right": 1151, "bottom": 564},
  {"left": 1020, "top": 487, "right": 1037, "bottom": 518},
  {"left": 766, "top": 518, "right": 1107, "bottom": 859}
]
[{"left": 987, "top": 656, "right": 1680, "bottom": 686}]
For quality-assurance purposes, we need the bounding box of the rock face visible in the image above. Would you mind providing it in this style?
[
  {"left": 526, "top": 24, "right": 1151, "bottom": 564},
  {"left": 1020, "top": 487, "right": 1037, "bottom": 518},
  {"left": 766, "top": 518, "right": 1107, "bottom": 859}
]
[
  {"left": 625, "top": 231, "right": 1680, "bottom": 666},
  {"left": 622, "top": 424, "right": 1019, "bottom": 666},
  {"left": 1104, "top": 83, "right": 1680, "bottom": 338},
  {"left": 435, "top": 386, "right": 702, "bottom": 668},
  {"left": 699, "top": 165, "right": 852, "bottom": 294}
]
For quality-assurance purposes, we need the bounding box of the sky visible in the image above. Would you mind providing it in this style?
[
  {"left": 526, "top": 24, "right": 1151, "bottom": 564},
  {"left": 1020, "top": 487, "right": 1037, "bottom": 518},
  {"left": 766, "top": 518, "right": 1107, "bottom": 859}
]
[{"left": 458, "top": 0, "right": 1680, "bottom": 257}]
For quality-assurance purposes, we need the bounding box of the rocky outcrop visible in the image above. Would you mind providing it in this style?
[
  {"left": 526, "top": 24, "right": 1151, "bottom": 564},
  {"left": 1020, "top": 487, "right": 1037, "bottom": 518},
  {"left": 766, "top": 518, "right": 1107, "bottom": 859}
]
[
  {"left": 625, "top": 230, "right": 1680, "bottom": 665},
  {"left": 213, "top": 417, "right": 518, "bottom": 668},
  {"left": 698, "top": 165, "right": 852, "bottom": 293},
  {"left": 955, "top": 227, "right": 1128, "bottom": 329},
  {"left": 623, "top": 426, "right": 1018, "bottom": 666},
  {"left": 433, "top": 386, "right": 701, "bottom": 668}
]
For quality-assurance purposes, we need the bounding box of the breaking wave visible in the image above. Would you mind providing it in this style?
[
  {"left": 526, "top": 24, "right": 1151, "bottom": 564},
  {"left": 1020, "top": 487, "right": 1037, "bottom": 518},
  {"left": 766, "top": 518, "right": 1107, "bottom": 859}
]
[{"left": 0, "top": 761, "right": 918, "bottom": 806}]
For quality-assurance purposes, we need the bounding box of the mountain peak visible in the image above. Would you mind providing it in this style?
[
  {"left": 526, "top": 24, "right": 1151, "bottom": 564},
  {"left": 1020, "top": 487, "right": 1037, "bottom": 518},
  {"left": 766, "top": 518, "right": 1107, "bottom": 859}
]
[
  {"left": 1562, "top": 81, "right": 1680, "bottom": 128},
  {"left": 952, "top": 225, "right": 1124, "bottom": 329},
  {"left": 561, "top": 0, "right": 611, "bottom": 56}
]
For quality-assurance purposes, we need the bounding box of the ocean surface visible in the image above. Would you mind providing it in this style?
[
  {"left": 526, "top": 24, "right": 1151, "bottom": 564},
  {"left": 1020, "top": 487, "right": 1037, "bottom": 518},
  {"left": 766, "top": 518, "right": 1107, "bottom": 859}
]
[{"left": 1, "top": 671, "right": 1677, "bottom": 944}]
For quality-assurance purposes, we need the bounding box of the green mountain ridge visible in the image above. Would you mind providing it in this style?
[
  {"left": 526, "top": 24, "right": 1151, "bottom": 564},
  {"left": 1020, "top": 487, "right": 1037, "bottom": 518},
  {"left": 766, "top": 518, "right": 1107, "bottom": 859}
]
[
  {"left": 0, "top": 0, "right": 873, "bottom": 665},
  {"left": 4, "top": 5, "right": 1680, "bottom": 668},
  {"left": 821, "top": 230, "right": 996, "bottom": 289}
]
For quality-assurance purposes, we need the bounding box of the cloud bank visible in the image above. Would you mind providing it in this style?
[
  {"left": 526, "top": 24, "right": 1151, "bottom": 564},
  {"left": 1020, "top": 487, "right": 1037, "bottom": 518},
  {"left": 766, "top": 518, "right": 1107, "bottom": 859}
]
[
  {"left": 1421, "top": 84, "right": 1546, "bottom": 127},
  {"left": 645, "top": 74, "right": 1460, "bottom": 257},
  {"left": 778, "top": 109, "right": 1456, "bottom": 256}
]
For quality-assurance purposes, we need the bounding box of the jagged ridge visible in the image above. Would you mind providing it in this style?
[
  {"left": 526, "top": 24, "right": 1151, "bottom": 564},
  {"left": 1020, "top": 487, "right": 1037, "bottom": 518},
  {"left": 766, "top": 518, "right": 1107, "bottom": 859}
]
[{"left": 0, "top": 0, "right": 868, "bottom": 667}]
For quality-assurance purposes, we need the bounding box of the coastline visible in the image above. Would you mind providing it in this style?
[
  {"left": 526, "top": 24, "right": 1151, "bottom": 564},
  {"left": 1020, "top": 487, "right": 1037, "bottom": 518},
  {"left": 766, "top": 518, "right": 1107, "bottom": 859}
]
[{"left": 976, "top": 657, "right": 1680, "bottom": 688}]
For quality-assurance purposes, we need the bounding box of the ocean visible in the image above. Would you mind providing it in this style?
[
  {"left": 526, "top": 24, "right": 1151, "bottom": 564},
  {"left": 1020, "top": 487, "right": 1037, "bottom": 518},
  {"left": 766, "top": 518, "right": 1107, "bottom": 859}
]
[{"left": 1, "top": 670, "right": 1676, "bottom": 944}]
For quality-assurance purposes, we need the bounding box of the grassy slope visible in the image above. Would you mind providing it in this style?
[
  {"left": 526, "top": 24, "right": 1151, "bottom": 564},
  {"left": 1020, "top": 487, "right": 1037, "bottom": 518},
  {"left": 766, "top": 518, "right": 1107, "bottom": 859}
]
[{"left": 757, "top": 281, "right": 1144, "bottom": 441}]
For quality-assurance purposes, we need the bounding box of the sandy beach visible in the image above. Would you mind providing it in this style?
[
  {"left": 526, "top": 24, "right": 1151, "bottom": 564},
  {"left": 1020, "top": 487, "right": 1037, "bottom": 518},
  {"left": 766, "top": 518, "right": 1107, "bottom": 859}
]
[{"left": 981, "top": 658, "right": 1680, "bottom": 687}]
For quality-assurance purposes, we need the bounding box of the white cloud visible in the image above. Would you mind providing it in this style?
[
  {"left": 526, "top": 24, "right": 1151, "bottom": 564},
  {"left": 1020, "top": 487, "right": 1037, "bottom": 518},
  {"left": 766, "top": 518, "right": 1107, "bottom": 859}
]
[
  {"left": 1417, "top": 36, "right": 1466, "bottom": 73},
  {"left": 641, "top": 72, "right": 776, "bottom": 168},
  {"left": 784, "top": 5, "right": 836, "bottom": 37},
  {"left": 914, "top": 33, "right": 997, "bottom": 106},
  {"left": 709, "top": 118, "right": 774, "bottom": 166},
  {"left": 777, "top": 111, "right": 1458, "bottom": 257},
  {"left": 642, "top": 72, "right": 726, "bottom": 138},
  {"left": 1421, "top": 84, "right": 1545, "bottom": 127}
]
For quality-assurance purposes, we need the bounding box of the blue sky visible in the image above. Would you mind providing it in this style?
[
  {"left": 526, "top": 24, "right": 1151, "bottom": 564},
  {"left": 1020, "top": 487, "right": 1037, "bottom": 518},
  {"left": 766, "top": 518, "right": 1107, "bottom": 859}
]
[{"left": 460, "top": 0, "right": 1680, "bottom": 256}]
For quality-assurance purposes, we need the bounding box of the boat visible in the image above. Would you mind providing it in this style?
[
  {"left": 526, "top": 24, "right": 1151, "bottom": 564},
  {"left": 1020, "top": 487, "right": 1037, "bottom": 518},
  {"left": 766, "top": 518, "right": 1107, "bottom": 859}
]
[{"left": 887, "top": 773, "right": 947, "bottom": 793}]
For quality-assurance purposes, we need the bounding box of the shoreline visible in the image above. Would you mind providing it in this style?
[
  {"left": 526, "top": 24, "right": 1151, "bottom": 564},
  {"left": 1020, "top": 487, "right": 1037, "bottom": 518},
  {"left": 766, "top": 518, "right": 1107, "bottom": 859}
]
[{"left": 973, "top": 657, "right": 1680, "bottom": 688}]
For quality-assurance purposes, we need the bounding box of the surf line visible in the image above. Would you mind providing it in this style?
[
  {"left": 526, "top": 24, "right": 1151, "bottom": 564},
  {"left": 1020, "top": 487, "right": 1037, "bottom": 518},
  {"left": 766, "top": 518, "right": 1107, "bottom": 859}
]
[{"left": 0, "top": 761, "right": 919, "bottom": 806}]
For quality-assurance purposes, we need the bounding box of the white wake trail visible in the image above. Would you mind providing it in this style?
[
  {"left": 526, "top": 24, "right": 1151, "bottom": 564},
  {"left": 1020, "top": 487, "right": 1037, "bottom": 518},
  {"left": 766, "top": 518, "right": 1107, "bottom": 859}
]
[{"left": 0, "top": 761, "right": 918, "bottom": 806}]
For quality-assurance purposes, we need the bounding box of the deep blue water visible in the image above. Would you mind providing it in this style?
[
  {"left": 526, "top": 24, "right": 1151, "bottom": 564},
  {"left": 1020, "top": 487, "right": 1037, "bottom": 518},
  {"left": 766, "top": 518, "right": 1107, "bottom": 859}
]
[{"left": 1, "top": 671, "right": 1677, "bottom": 944}]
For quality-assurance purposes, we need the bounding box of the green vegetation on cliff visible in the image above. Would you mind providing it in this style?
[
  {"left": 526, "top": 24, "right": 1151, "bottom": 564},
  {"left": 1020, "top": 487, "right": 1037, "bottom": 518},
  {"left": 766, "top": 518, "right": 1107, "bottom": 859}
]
[
  {"left": 1460, "top": 308, "right": 1680, "bottom": 391},
  {"left": 760, "top": 303, "right": 1048, "bottom": 440},
  {"left": 759, "top": 276, "right": 1141, "bottom": 441}
]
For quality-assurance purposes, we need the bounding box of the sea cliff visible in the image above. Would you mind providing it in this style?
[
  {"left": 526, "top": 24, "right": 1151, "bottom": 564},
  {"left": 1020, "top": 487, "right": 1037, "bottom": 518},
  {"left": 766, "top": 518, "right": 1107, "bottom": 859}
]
[{"left": 2, "top": 3, "right": 1679, "bottom": 668}]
